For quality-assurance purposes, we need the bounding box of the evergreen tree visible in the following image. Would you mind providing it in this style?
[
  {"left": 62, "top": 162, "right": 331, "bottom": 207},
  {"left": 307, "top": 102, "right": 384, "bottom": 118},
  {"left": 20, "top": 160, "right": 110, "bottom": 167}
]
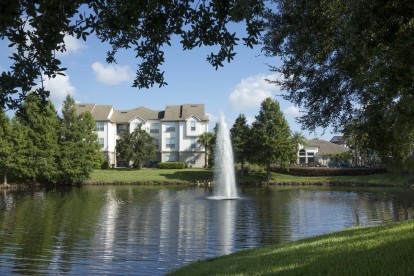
[
  {"left": 0, "top": 110, "right": 12, "bottom": 186},
  {"left": 58, "top": 95, "right": 103, "bottom": 184},
  {"left": 15, "top": 93, "right": 60, "bottom": 183},
  {"left": 8, "top": 117, "right": 31, "bottom": 183},
  {"left": 250, "top": 98, "right": 295, "bottom": 181},
  {"left": 116, "top": 124, "right": 156, "bottom": 169},
  {"left": 230, "top": 114, "right": 250, "bottom": 177}
]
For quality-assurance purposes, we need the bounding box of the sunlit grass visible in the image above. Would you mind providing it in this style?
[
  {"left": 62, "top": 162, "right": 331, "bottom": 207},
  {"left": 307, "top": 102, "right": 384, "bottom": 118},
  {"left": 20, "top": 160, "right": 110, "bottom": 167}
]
[
  {"left": 88, "top": 168, "right": 414, "bottom": 186},
  {"left": 88, "top": 168, "right": 213, "bottom": 184},
  {"left": 169, "top": 220, "right": 414, "bottom": 275}
]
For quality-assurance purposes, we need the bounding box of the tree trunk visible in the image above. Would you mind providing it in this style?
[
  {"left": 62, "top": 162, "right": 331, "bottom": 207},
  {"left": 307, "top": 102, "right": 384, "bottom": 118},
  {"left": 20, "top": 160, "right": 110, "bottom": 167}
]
[
  {"left": 204, "top": 145, "right": 208, "bottom": 168},
  {"left": 266, "top": 162, "right": 271, "bottom": 182}
]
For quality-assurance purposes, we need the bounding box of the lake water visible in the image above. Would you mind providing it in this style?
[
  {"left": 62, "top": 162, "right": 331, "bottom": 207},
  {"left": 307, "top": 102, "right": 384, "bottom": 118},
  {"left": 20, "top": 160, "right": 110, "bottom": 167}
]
[{"left": 0, "top": 186, "right": 413, "bottom": 275}]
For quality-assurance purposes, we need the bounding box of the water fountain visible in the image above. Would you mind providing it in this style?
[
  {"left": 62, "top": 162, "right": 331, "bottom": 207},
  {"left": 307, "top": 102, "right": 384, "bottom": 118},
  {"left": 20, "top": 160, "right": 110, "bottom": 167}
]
[{"left": 210, "top": 114, "right": 239, "bottom": 200}]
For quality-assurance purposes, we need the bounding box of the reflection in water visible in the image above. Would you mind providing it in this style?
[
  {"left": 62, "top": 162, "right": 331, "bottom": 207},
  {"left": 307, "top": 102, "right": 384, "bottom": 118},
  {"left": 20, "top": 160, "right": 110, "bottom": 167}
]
[
  {"left": 215, "top": 200, "right": 237, "bottom": 256},
  {"left": 94, "top": 188, "right": 120, "bottom": 263},
  {"left": 0, "top": 186, "right": 413, "bottom": 275}
]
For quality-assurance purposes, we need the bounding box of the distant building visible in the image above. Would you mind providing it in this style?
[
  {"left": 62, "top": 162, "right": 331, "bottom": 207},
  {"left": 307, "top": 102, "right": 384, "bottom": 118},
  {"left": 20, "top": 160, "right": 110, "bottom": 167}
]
[
  {"left": 330, "top": 136, "right": 349, "bottom": 147},
  {"left": 75, "top": 103, "right": 209, "bottom": 168},
  {"left": 298, "top": 139, "right": 350, "bottom": 166}
]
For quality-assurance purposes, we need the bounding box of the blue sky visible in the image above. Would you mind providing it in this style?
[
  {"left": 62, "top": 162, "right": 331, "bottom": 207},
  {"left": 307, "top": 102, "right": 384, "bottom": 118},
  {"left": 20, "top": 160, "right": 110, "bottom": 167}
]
[{"left": 1, "top": 30, "right": 338, "bottom": 141}]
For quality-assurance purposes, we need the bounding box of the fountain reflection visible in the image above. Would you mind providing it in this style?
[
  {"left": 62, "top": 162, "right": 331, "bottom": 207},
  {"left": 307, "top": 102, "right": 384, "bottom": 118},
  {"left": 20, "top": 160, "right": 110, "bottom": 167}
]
[{"left": 215, "top": 199, "right": 237, "bottom": 256}]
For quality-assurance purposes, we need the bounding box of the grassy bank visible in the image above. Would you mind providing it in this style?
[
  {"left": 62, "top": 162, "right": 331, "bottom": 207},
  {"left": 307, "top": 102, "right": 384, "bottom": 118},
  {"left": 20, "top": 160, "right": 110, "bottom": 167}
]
[
  {"left": 87, "top": 168, "right": 213, "bottom": 184},
  {"left": 87, "top": 168, "right": 414, "bottom": 187},
  {"left": 169, "top": 220, "right": 414, "bottom": 275}
]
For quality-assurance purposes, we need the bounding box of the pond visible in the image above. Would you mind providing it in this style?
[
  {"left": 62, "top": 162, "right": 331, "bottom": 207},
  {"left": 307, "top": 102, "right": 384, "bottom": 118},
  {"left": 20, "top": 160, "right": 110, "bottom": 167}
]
[{"left": 0, "top": 186, "right": 413, "bottom": 275}]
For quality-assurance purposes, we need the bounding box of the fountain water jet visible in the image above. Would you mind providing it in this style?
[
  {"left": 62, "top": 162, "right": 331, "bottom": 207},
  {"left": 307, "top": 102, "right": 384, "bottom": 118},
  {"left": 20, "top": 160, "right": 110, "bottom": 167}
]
[{"left": 210, "top": 114, "right": 238, "bottom": 200}]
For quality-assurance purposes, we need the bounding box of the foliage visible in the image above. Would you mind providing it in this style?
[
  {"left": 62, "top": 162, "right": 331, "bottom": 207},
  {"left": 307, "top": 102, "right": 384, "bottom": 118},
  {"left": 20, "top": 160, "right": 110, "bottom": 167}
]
[
  {"left": 344, "top": 119, "right": 414, "bottom": 170},
  {"left": 263, "top": 0, "right": 414, "bottom": 168},
  {"left": 170, "top": 220, "right": 414, "bottom": 275},
  {"left": 116, "top": 124, "right": 156, "bottom": 169},
  {"left": 58, "top": 95, "right": 103, "bottom": 184},
  {"left": 197, "top": 131, "right": 215, "bottom": 168},
  {"left": 15, "top": 93, "right": 60, "bottom": 183},
  {"left": 230, "top": 114, "right": 251, "bottom": 177},
  {"left": 250, "top": 98, "right": 295, "bottom": 180},
  {"left": 1, "top": 0, "right": 265, "bottom": 110},
  {"left": 157, "top": 162, "right": 185, "bottom": 170},
  {"left": 0, "top": 110, "right": 12, "bottom": 185}
]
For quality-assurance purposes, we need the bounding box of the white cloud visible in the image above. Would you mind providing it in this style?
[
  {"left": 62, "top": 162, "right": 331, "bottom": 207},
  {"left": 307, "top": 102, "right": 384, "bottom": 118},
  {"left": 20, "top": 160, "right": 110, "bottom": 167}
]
[
  {"left": 57, "top": 34, "right": 86, "bottom": 56},
  {"left": 91, "top": 62, "right": 133, "bottom": 85},
  {"left": 228, "top": 74, "right": 280, "bottom": 110},
  {"left": 284, "top": 105, "right": 301, "bottom": 118},
  {"left": 41, "top": 74, "right": 76, "bottom": 108}
]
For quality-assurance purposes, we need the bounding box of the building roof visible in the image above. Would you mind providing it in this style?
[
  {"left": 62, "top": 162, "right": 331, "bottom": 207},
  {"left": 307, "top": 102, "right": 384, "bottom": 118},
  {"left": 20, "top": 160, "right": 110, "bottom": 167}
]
[
  {"left": 162, "top": 104, "right": 208, "bottom": 121},
  {"left": 330, "top": 136, "right": 348, "bottom": 144},
  {"left": 74, "top": 104, "right": 113, "bottom": 121},
  {"left": 307, "top": 139, "right": 349, "bottom": 155},
  {"left": 75, "top": 103, "right": 208, "bottom": 122},
  {"left": 110, "top": 107, "right": 163, "bottom": 123}
]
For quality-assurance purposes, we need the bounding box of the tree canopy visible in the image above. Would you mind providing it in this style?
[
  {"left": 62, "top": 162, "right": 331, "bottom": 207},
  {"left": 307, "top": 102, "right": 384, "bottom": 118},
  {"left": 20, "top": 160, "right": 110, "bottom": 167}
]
[
  {"left": 0, "top": 0, "right": 265, "bottom": 110},
  {"left": 58, "top": 95, "right": 103, "bottom": 184},
  {"left": 264, "top": 0, "right": 413, "bottom": 130},
  {"left": 263, "top": 0, "right": 414, "bottom": 164},
  {"left": 250, "top": 97, "right": 294, "bottom": 180},
  {"left": 115, "top": 124, "right": 156, "bottom": 168},
  {"left": 230, "top": 114, "right": 250, "bottom": 176}
]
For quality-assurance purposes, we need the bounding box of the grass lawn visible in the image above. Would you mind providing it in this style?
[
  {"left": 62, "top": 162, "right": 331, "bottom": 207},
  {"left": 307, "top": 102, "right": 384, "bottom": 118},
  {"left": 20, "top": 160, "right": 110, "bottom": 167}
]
[
  {"left": 169, "top": 220, "right": 414, "bottom": 275},
  {"left": 88, "top": 168, "right": 414, "bottom": 187},
  {"left": 88, "top": 168, "right": 214, "bottom": 184}
]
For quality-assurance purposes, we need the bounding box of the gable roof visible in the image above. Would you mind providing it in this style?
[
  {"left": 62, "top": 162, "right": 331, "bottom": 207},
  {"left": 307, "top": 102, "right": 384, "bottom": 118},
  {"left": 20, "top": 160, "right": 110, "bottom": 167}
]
[
  {"left": 306, "top": 139, "right": 349, "bottom": 155},
  {"left": 162, "top": 104, "right": 208, "bottom": 121},
  {"left": 75, "top": 103, "right": 208, "bottom": 122},
  {"left": 74, "top": 104, "right": 113, "bottom": 121}
]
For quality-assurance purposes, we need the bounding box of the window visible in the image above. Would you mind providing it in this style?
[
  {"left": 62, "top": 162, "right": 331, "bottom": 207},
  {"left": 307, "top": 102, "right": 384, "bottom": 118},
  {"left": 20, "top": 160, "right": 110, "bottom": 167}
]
[
  {"left": 191, "top": 138, "right": 196, "bottom": 149},
  {"left": 117, "top": 124, "right": 129, "bottom": 134},
  {"left": 299, "top": 149, "right": 306, "bottom": 156},
  {"left": 166, "top": 154, "right": 175, "bottom": 162},
  {"left": 190, "top": 121, "right": 196, "bottom": 131},
  {"left": 150, "top": 123, "right": 159, "bottom": 133},
  {"left": 96, "top": 122, "right": 104, "bottom": 131},
  {"left": 165, "top": 123, "right": 175, "bottom": 132},
  {"left": 190, "top": 156, "right": 196, "bottom": 165},
  {"left": 98, "top": 138, "right": 104, "bottom": 148},
  {"left": 166, "top": 138, "right": 175, "bottom": 149}
]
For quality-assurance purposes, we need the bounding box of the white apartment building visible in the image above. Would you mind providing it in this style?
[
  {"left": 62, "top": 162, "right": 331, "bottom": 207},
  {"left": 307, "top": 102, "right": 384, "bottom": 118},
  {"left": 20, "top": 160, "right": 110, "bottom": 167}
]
[{"left": 75, "top": 103, "right": 209, "bottom": 168}]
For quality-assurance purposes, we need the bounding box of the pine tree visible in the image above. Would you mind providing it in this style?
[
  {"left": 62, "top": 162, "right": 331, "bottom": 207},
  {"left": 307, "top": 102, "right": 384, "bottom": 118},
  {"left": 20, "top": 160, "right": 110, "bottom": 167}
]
[
  {"left": 15, "top": 93, "right": 60, "bottom": 183},
  {"left": 0, "top": 110, "right": 12, "bottom": 186},
  {"left": 230, "top": 114, "right": 250, "bottom": 177},
  {"left": 250, "top": 98, "right": 295, "bottom": 181},
  {"left": 58, "top": 95, "right": 103, "bottom": 184}
]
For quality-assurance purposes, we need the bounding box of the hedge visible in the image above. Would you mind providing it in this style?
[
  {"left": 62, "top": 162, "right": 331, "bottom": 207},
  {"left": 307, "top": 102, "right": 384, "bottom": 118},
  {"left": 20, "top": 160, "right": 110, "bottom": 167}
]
[{"left": 157, "top": 162, "right": 185, "bottom": 169}]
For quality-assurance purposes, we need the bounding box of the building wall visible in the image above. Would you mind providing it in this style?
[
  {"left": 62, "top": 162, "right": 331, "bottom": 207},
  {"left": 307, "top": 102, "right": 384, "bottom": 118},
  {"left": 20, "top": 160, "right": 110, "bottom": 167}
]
[{"left": 93, "top": 111, "right": 208, "bottom": 168}]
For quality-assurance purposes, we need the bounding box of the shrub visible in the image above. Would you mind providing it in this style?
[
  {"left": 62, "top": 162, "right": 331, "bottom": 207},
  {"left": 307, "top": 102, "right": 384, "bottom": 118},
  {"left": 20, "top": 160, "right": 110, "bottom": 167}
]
[{"left": 157, "top": 162, "right": 185, "bottom": 169}]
